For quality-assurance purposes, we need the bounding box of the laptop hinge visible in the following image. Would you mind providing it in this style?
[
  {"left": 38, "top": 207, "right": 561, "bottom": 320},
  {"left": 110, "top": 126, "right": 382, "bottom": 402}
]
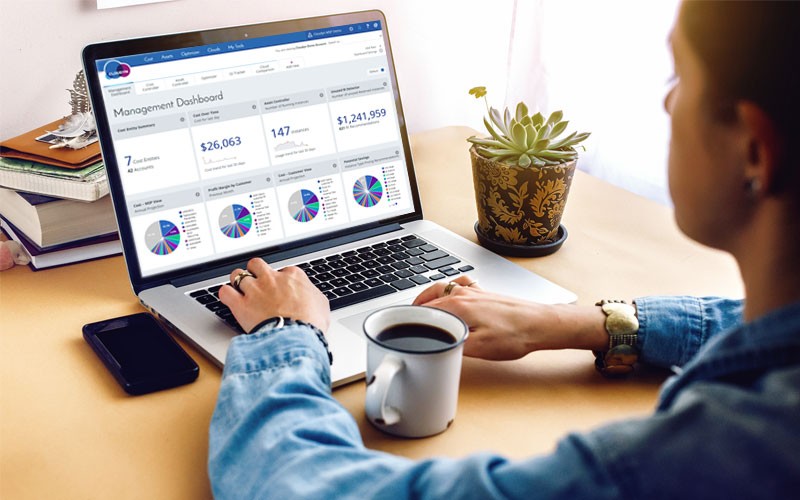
[{"left": 171, "top": 223, "right": 404, "bottom": 288}]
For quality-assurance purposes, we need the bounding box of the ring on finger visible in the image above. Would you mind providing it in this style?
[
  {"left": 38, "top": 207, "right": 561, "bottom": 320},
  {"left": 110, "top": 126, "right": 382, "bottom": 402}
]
[
  {"left": 443, "top": 281, "right": 459, "bottom": 296},
  {"left": 232, "top": 270, "right": 256, "bottom": 292}
]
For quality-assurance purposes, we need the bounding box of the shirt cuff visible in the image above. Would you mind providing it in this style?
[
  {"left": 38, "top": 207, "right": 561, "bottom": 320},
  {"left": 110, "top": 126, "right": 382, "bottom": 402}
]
[
  {"left": 635, "top": 296, "right": 744, "bottom": 368},
  {"left": 635, "top": 296, "right": 707, "bottom": 368},
  {"left": 223, "top": 322, "right": 332, "bottom": 385}
]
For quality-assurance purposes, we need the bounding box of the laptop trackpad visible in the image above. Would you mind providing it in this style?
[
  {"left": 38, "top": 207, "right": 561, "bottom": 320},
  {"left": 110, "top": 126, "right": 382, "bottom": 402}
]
[{"left": 337, "top": 297, "right": 411, "bottom": 334}]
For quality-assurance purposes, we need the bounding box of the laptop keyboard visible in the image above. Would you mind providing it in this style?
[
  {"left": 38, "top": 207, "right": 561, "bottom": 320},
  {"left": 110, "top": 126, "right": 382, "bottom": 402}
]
[{"left": 188, "top": 234, "right": 474, "bottom": 333}]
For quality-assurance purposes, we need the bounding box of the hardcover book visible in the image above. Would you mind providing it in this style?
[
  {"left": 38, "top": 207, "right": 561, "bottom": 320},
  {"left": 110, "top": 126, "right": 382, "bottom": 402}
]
[
  {"left": 0, "top": 187, "right": 117, "bottom": 247},
  {"left": 0, "top": 216, "right": 121, "bottom": 270}
]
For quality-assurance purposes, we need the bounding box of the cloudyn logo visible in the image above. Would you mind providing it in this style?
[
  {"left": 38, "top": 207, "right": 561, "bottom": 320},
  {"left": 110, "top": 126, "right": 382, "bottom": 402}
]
[{"left": 104, "top": 60, "right": 131, "bottom": 79}]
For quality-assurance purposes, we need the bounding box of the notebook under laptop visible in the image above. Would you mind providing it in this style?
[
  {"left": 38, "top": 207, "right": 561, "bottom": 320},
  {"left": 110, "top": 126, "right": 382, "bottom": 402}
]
[{"left": 82, "top": 10, "right": 576, "bottom": 387}]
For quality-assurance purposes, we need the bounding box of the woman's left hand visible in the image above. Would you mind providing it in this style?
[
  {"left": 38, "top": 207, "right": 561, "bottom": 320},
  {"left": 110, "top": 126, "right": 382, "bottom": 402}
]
[{"left": 219, "top": 258, "right": 331, "bottom": 333}]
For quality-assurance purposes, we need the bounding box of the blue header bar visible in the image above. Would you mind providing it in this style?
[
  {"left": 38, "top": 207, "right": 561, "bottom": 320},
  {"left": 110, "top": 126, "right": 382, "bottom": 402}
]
[{"left": 96, "top": 20, "right": 382, "bottom": 73}]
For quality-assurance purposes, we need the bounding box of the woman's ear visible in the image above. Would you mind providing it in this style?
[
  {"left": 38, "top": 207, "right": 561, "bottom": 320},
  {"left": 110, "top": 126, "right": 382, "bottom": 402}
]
[{"left": 736, "top": 101, "right": 785, "bottom": 197}]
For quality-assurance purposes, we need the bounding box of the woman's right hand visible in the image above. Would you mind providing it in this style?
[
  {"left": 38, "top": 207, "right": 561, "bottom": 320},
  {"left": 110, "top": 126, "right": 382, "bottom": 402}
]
[{"left": 413, "top": 277, "right": 609, "bottom": 360}]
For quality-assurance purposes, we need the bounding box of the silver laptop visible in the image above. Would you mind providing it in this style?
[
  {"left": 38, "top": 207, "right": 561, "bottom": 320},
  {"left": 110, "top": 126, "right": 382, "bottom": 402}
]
[{"left": 82, "top": 11, "right": 575, "bottom": 387}]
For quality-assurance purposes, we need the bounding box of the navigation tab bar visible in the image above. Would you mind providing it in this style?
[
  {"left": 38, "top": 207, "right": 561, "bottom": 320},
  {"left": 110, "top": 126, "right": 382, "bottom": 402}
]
[{"left": 95, "top": 20, "right": 382, "bottom": 72}]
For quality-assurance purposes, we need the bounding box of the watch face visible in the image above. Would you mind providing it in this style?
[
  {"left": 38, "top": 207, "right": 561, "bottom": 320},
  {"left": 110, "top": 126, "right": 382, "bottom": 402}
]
[{"left": 596, "top": 344, "right": 638, "bottom": 377}]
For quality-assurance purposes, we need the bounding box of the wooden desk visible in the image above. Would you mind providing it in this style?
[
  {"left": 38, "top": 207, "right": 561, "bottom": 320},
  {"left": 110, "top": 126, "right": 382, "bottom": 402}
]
[{"left": 0, "top": 127, "right": 743, "bottom": 499}]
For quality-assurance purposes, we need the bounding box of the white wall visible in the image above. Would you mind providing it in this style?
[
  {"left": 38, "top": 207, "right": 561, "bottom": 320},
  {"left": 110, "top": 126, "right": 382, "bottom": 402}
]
[{"left": 0, "top": 0, "right": 513, "bottom": 139}]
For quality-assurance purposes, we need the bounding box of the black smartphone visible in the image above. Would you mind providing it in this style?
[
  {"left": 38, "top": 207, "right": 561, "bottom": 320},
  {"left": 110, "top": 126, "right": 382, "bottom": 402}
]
[{"left": 83, "top": 312, "right": 199, "bottom": 395}]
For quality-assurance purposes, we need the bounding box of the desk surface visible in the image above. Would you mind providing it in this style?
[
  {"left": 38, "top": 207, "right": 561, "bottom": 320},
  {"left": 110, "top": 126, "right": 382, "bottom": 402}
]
[{"left": 0, "top": 126, "right": 743, "bottom": 499}]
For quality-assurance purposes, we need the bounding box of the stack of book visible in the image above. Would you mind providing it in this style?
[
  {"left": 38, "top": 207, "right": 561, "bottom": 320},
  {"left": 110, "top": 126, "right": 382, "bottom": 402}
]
[{"left": 0, "top": 120, "right": 121, "bottom": 270}]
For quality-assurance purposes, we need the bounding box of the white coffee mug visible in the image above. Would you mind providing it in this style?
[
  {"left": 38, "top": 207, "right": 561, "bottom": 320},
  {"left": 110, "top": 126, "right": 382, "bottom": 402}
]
[{"left": 363, "top": 305, "right": 468, "bottom": 438}]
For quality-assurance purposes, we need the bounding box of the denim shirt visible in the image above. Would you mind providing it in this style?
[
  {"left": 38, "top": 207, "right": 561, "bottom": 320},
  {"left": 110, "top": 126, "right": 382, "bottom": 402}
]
[{"left": 208, "top": 297, "right": 800, "bottom": 499}]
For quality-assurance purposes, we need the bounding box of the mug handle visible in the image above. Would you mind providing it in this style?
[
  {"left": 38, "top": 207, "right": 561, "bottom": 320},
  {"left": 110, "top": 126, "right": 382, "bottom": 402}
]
[{"left": 366, "top": 355, "right": 404, "bottom": 426}]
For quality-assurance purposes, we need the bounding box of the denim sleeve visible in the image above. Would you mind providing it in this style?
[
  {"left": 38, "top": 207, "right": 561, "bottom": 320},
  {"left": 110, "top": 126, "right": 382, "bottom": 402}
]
[
  {"left": 635, "top": 296, "right": 743, "bottom": 368},
  {"left": 208, "top": 324, "right": 626, "bottom": 499}
]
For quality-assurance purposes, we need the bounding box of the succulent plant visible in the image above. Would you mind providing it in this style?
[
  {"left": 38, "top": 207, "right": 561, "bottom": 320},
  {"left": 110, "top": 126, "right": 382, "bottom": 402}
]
[{"left": 468, "top": 86, "right": 590, "bottom": 167}]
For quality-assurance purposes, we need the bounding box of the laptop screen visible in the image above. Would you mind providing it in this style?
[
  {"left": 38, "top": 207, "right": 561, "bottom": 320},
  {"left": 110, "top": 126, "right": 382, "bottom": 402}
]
[{"left": 84, "top": 12, "right": 418, "bottom": 281}]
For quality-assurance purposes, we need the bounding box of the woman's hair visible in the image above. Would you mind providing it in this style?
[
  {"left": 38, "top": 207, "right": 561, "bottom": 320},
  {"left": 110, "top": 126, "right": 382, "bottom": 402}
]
[{"left": 680, "top": 0, "right": 799, "bottom": 187}]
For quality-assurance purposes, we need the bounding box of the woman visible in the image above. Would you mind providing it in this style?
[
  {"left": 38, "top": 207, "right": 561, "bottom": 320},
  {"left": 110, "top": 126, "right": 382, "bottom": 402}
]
[{"left": 209, "top": 1, "right": 800, "bottom": 497}]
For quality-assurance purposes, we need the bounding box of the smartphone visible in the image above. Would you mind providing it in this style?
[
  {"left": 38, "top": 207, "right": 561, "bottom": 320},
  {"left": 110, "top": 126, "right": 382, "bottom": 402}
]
[{"left": 83, "top": 312, "right": 199, "bottom": 395}]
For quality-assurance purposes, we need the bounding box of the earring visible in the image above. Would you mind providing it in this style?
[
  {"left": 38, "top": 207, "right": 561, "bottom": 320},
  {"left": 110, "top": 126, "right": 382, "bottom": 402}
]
[{"left": 745, "top": 177, "right": 762, "bottom": 197}]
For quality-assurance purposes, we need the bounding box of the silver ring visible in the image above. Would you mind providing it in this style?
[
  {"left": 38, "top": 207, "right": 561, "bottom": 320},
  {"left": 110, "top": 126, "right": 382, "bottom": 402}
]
[
  {"left": 232, "top": 270, "right": 256, "bottom": 292},
  {"left": 443, "top": 281, "right": 459, "bottom": 296}
]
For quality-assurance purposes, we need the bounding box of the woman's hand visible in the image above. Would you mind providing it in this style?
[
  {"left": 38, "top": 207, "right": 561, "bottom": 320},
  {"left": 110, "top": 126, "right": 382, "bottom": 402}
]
[
  {"left": 413, "top": 276, "right": 609, "bottom": 360},
  {"left": 219, "top": 258, "right": 330, "bottom": 334}
]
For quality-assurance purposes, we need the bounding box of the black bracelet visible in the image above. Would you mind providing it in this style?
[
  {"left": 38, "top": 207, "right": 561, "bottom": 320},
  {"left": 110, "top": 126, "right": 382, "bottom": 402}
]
[{"left": 249, "top": 316, "right": 285, "bottom": 332}]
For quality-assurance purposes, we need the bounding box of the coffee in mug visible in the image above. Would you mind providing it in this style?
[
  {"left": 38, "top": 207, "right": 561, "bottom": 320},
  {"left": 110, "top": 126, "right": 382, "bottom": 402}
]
[
  {"left": 375, "top": 323, "right": 457, "bottom": 351},
  {"left": 363, "top": 305, "right": 468, "bottom": 438}
]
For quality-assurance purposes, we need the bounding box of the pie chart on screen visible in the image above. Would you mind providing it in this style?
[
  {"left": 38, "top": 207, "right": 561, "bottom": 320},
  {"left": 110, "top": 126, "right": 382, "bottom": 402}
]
[
  {"left": 288, "top": 189, "right": 319, "bottom": 222},
  {"left": 219, "top": 204, "right": 252, "bottom": 238},
  {"left": 144, "top": 220, "right": 181, "bottom": 255},
  {"left": 353, "top": 175, "right": 383, "bottom": 207}
]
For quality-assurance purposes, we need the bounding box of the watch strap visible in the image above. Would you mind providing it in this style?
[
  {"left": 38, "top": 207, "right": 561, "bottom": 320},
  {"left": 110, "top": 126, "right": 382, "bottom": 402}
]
[{"left": 593, "top": 300, "right": 639, "bottom": 377}]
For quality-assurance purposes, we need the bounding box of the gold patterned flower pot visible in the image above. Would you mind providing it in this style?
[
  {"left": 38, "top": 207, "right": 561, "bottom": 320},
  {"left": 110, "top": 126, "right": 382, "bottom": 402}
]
[{"left": 471, "top": 147, "right": 576, "bottom": 251}]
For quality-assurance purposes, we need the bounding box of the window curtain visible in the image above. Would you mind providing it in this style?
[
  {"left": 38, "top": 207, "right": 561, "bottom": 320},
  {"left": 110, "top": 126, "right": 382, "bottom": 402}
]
[{"left": 504, "top": 0, "right": 680, "bottom": 205}]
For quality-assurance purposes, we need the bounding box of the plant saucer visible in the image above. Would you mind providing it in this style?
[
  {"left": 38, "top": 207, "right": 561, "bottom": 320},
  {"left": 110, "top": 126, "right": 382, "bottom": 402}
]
[{"left": 473, "top": 223, "right": 568, "bottom": 257}]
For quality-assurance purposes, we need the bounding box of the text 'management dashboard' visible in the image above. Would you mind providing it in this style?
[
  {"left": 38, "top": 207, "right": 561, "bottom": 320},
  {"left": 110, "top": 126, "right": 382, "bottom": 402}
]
[{"left": 96, "top": 21, "right": 414, "bottom": 277}]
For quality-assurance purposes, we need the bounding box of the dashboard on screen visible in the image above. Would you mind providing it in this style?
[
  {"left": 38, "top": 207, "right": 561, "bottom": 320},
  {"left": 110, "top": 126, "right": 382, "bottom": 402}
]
[{"left": 91, "top": 19, "right": 415, "bottom": 278}]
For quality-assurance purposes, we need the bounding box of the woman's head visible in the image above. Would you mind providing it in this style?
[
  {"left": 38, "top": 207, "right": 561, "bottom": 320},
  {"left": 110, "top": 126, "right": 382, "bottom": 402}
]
[
  {"left": 665, "top": 0, "right": 799, "bottom": 250},
  {"left": 681, "top": 1, "right": 799, "bottom": 139}
]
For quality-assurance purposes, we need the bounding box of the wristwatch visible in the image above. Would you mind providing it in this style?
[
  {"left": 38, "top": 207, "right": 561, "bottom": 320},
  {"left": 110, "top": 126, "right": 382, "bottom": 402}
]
[
  {"left": 593, "top": 300, "right": 639, "bottom": 376},
  {"left": 250, "top": 316, "right": 333, "bottom": 365}
]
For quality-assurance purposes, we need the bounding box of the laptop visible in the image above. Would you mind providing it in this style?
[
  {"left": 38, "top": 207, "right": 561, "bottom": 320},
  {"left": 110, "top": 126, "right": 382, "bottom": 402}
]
[{"left": 82, "top": 10, "right": 576, "bottom": 387}]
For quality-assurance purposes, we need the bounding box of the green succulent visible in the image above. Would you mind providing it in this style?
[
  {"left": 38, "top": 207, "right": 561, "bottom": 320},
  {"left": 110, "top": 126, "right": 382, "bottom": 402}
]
[{"left": 467, "top": 86, "right": 590, "bottom": 167}]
